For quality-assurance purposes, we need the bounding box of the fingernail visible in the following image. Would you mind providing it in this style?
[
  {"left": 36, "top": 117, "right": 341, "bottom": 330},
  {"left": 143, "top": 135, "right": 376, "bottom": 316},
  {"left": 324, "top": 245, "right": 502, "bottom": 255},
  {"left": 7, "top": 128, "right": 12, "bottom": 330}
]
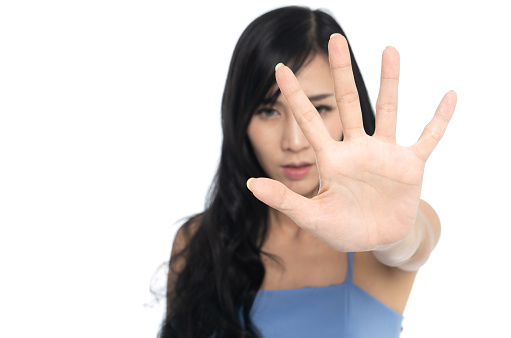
[
  {"left": 275, "top": 63, "right": 284, "bottom": 71},
  {"left": 246, "top": 177, "right": 256, "bottom": 191},
  {"left": 330, "top": 33, "right": 341, "bottom": 40}
]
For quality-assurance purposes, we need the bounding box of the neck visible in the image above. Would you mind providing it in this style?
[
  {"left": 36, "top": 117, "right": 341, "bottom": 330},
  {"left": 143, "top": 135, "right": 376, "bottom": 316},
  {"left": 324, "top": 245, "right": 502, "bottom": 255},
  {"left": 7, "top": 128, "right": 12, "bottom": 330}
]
[
  {"left": 267, "top": 207, "right": 314, "bottom": 242},
  {"left": 266, "top": 183, "right": 320, "bottom": 242}
]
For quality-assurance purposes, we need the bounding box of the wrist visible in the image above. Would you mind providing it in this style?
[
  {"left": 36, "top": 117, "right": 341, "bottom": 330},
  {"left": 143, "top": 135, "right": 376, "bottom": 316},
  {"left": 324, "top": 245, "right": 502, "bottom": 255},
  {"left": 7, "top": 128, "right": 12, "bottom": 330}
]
[{"left": 373, "top": 210, "right": 427, "bottom": 267}]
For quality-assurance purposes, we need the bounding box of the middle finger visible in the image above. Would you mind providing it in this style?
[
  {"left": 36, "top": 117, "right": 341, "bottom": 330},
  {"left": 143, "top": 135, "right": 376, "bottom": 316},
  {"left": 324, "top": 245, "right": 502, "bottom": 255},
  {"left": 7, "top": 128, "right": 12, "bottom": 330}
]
[{"left": 328, "top": 34, "right": 365, "bottom": 140}]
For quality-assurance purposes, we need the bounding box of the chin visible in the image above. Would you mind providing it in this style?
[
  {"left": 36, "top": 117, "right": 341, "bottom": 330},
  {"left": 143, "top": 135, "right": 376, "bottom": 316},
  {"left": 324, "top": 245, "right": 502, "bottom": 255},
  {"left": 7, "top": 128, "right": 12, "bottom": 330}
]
[{"left": 287, "top": 181, "right": 319, "bottom": 199}]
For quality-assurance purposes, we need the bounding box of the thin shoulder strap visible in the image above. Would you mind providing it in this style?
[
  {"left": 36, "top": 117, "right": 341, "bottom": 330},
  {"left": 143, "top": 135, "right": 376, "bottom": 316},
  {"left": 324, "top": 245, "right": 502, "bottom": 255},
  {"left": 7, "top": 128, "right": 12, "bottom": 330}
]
[{"left": 345, "top": 252, "right": 354, "bottom": 284}]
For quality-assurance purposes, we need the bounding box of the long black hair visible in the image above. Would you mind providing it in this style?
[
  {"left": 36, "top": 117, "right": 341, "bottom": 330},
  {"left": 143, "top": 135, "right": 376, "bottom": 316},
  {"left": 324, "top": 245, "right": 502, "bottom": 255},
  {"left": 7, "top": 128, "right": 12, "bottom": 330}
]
[{"left": 158, "top": 6, "right": 375, "bottom": 338}]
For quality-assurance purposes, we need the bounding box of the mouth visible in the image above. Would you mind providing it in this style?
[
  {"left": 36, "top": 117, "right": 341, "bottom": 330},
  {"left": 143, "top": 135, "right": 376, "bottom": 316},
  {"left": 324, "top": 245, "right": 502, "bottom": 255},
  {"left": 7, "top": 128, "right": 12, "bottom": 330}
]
[{"left": 282, "top": 162, "right": 313, "bottom": 179}]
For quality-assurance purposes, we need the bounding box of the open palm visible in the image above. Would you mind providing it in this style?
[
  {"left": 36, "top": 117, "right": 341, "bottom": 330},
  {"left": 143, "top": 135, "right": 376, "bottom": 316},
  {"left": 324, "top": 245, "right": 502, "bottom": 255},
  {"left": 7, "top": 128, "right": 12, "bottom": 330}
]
[{"left": 247, "top": 34, "right": 457, "bottom": 252}]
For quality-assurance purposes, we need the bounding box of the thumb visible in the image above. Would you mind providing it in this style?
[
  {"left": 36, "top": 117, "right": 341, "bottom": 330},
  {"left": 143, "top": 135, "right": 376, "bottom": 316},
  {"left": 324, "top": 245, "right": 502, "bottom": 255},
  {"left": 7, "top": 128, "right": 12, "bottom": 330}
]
[{"left": 246, "top": 177, "right": 314, "bottom": 229}]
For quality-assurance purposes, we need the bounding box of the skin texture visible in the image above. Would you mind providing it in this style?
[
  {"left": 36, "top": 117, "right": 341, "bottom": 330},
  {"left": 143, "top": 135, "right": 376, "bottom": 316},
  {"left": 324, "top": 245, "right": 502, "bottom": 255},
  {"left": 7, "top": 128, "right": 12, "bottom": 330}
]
[
  {"left": 246, "top": 34, "right": 456, "bottom": 254},
  {"left": 171, "top": 34, "right": 455, "bottom": 315},
  {"left": 247, "top": 53, "right": 341, "bottom": 201},
  {"left": 243, "top": 34, "right": 455, "bottom": 312}
]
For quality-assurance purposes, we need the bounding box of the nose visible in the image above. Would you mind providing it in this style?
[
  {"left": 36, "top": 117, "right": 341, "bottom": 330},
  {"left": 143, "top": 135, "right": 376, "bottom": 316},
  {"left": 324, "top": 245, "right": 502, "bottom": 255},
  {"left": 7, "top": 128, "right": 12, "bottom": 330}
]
[{"left": 281, "top": 115, "right": 310, "bottom": 152}]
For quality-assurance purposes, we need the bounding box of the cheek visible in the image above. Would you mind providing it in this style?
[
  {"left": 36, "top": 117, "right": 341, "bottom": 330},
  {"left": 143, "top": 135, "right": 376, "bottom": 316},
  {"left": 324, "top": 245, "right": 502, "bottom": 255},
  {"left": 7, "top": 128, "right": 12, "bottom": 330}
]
[{"left": 247, "top": 121, "right": 272, "bottom": 165}]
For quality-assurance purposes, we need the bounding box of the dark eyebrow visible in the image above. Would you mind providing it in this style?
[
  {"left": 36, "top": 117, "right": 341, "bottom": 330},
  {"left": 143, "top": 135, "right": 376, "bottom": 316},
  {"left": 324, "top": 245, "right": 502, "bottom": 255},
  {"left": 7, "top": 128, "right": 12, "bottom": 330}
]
[
  {"left": 309, "top": 93, "right": 333, "bottom": 101},
  {"left": 260, "top": 93, "right": 333, "bottom": 106}
]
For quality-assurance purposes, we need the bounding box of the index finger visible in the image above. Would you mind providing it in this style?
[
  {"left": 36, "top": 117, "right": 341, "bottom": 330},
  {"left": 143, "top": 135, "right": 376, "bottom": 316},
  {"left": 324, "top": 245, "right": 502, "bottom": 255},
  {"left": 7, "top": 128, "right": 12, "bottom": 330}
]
[{"left": 275, "top": 63, "right": 335, "bottom": 153}]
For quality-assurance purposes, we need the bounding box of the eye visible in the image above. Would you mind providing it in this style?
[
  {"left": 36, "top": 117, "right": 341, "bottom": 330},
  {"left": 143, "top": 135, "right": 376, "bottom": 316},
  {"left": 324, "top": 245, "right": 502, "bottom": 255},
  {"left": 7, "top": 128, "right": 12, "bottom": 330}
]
[
  {"left": 316, "top": 105, "right": 333, "bottom": 114},
  {"left": 255, "top": 107, "right": 279, "bottom": 118}
]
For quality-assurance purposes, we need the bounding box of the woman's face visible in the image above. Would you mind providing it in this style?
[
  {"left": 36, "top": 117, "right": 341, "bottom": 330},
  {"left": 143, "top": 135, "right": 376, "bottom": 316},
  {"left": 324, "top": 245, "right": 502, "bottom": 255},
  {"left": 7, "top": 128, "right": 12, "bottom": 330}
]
[{"left": 247, "top": 54, "right": 343, "bottom": 198}]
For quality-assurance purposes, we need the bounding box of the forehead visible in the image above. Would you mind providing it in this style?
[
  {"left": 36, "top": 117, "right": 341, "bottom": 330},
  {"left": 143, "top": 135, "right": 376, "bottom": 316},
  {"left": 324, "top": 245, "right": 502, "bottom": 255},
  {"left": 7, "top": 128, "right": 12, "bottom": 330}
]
[
  {"left": 296, "top": 54, "right": 333, "bottom": 89},
  {"left": 276, "top": 54, "right": 334, "bottom": 103}
]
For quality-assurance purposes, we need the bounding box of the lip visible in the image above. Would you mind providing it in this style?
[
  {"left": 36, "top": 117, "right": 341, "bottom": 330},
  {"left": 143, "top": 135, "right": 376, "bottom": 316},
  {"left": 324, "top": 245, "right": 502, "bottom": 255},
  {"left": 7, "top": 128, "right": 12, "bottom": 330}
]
[{"left": 282, "top": 162, "right": 313, "bottom": 179}]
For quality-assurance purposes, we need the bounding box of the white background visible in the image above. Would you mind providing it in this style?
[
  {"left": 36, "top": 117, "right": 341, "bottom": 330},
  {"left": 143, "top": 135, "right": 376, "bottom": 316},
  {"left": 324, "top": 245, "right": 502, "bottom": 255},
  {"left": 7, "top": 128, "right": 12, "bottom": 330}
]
[{"left": 1, "top": 1, "right": 510, "bottom": 337}]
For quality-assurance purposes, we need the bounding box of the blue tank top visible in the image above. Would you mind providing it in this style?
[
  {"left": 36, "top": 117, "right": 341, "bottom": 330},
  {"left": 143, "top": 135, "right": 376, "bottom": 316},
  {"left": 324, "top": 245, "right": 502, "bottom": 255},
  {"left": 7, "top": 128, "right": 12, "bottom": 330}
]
[{"left": 249, "top": 252, "right": 403, "bottom": 337}]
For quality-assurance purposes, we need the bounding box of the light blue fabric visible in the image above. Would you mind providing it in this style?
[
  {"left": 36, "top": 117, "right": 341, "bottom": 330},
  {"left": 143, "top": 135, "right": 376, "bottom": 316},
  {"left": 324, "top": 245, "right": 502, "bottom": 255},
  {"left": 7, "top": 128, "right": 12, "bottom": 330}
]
[{"left": 249, "top": 252, "right": 403, "bottom": 337}]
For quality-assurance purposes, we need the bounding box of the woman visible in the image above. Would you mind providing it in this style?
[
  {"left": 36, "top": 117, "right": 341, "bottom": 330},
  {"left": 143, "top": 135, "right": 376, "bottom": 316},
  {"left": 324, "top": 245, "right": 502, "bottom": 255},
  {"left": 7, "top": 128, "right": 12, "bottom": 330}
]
[{"left": 159, "top": 6, "right": 456, "bottom": 338}]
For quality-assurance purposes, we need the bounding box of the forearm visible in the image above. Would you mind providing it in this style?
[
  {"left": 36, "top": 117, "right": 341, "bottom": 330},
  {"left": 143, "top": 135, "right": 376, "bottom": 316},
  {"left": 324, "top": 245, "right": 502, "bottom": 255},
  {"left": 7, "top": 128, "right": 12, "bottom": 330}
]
[{"left": 373, "top": 200, "right": 440, "bottom": 271}]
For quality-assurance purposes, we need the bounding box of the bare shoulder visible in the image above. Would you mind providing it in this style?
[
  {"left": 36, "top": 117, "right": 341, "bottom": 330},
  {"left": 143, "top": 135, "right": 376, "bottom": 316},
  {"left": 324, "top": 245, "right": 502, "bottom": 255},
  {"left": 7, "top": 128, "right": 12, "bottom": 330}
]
[
  {"left": 166, "top": 214, "right": 202, "bottom": 313},
  {"left": 168, "top": 215, "right": 202, "bottom": 284},
  {"left": 171, "top": 215, "right": 201, "bottom": 255},
  {"left": 353, "top": 251, "right": 419, "bottom": 314},
  {"left": 170, "top": 214, "right": 202, "bottom": 263}
]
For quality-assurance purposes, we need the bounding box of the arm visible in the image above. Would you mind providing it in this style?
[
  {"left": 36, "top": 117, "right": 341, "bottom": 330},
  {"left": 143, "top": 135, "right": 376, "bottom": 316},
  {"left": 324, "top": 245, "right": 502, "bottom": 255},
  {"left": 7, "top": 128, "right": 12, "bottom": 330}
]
[
  {"left": 373, "top": 199, "right": 441, "bottom": 271},
  {"left": 247, "top": 35, "right": 456, "bottom": 253}
]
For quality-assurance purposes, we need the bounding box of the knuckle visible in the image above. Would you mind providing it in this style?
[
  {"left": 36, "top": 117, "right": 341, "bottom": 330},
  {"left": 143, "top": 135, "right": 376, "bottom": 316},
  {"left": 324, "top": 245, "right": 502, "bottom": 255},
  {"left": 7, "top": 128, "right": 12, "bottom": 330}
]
[
  {"left": 425, "top": 124, "right": 443, "bottom": 142},
  {"left": 376, "top": 100, "right": 397, "bottom": 114},
  {"left": 381, "top": 75, "right": 399, "bottom": 82},
  {"left": 331, "top": 61, "right": 352, "bottom": 71},
  {"left": 286, "top": 87, "right": 302, "bottom": 101},
  {"left": 300, "top": 109, "right": 318, "bottom": 124},
  {"left": 435, "top": 111, "right": 451, "bottom": 123},
  {"left": 336, "top": 91, "right": 360, "bottom": 107}
]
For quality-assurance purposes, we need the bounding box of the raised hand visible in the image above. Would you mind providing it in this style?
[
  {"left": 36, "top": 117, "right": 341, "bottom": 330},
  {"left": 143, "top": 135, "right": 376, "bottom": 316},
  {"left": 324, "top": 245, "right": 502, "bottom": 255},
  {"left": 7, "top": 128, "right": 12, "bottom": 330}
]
[{"left": 247, "top": 34, "right": 457, "bottom": 252}]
